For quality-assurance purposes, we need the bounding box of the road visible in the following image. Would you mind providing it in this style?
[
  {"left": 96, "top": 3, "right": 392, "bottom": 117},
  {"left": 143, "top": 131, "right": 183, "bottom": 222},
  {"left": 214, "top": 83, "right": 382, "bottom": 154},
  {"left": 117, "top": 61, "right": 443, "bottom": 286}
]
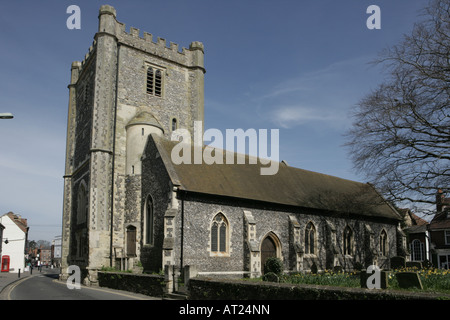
[{"left": 2, "top": 268, "right": 160, "bottom": 300}]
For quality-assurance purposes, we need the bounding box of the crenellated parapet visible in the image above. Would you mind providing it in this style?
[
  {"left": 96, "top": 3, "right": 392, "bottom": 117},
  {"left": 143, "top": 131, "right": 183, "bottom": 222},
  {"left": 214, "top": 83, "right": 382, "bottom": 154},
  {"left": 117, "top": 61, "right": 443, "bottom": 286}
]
[
  {"left": 97, "top": 5, "right": 204, "bottom": 72},
  {"left": 79, "top": 41, "right": 97, "bottom": 71},
  {"left": 71, "top": 40, "right": 97, "bottom": 81},
  {"left": 116, "top": 25, "right": 204, "bottom": 71}
]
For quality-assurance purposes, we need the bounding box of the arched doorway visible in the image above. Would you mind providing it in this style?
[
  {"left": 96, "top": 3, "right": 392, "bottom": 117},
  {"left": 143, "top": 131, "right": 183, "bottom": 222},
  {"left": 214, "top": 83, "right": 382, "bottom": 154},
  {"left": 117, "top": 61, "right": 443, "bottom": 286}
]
[
  {"left": 261, "top": 235, "right": 278, "bottom": 274},
  {"left": 126, "top": 225, "right": 137, "bottom": 257}
]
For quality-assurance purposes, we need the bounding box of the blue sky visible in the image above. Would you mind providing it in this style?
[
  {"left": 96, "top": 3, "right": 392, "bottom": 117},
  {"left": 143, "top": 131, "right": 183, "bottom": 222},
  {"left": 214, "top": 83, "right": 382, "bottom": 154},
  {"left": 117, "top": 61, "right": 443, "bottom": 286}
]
[{"left": 0, "top": 0, "right": 428, "bottom": 241}]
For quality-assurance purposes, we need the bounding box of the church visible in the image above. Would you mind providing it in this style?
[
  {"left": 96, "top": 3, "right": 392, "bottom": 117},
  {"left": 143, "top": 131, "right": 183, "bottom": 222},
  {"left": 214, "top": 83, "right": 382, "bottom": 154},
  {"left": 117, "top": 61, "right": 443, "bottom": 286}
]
[{"left": 61, "top": 5, "right": 405, "bottom": 285}]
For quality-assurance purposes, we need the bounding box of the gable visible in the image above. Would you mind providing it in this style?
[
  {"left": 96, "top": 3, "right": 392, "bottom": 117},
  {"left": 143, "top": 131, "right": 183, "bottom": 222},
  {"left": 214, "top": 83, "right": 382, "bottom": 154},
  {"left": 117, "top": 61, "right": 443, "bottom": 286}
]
[{"left": 0, "top": 212, "right": 28, "bottom": 236}]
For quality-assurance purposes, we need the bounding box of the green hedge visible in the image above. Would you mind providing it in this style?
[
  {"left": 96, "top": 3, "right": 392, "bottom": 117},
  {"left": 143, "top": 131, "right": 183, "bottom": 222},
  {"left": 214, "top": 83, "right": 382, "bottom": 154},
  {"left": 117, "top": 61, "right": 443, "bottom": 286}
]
[{"left": 98, "top": 271, "right": 165, "bottom": 297}]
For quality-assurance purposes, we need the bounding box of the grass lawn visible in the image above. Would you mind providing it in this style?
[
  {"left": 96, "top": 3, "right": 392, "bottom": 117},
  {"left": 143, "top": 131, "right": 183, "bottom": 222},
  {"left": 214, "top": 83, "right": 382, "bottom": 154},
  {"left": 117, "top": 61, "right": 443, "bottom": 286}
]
[{"left": 272, "top": 267, "right": 450, "bottom": 294}]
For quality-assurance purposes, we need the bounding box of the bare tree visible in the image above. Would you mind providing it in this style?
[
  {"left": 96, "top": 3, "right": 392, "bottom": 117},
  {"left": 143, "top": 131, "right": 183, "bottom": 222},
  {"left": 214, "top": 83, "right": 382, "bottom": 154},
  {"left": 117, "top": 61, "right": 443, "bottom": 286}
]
[{"left": 345, "top": 0, "right": 450, "bottom": 213}]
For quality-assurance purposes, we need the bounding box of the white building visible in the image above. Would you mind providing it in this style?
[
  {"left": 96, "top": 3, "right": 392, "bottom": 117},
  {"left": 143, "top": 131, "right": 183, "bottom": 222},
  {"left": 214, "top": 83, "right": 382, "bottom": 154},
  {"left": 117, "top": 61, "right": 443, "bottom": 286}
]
[
  {"left": 0, "top": 212, "right": 28, "bottom": 273},
  {"left": 52, "top": 235, "right": 62, "bottom": 267}
]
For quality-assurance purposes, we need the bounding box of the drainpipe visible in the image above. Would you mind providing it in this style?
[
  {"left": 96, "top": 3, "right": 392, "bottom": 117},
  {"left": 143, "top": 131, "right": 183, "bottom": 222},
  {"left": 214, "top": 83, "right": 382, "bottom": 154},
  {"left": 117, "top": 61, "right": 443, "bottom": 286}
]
[
  {"left": 172, "top": 186, "right": 184, "bottom": 271},
  {"left": 181, "top": 196, "right": 184, "bottom": 271}
]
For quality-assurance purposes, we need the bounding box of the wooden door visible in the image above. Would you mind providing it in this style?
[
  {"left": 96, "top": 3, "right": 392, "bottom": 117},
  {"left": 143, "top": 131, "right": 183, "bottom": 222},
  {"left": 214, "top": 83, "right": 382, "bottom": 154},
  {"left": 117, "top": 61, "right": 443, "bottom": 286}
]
[
  {"left": 127, "top": 226, "right": 137, "bottom": 257},
  {"left": 261, "top": 237, "right": 277, "bottom": 274}
]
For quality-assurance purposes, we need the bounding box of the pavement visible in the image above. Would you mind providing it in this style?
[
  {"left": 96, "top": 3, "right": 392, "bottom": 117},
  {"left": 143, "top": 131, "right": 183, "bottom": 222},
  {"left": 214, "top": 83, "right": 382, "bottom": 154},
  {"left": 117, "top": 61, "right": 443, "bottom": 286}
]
[
  {"left": 0, "top": 267, "right": 162, "bottom": 300},
  {"left": 0, "top": 267, "right": 54, "bottom": 295}
]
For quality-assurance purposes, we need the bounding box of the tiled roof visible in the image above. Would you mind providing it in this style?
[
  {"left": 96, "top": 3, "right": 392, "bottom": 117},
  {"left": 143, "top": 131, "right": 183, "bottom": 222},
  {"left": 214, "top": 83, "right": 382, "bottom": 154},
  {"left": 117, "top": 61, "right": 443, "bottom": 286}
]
[
  {"left": 430, "top": 210, "right": 450, "bottom": 229},
  {"left": 147, "top": 134, "right": 402, "bottom": 221},
  {"left": 3, "top": 212, "right": 29, "bottom": 234}
]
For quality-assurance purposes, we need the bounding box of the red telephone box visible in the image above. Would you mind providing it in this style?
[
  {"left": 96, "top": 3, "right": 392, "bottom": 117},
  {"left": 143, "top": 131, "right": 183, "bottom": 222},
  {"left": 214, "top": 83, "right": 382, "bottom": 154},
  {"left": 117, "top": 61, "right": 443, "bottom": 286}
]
[{"left": 1, "top": 255, "right": 10, "bottom": 272}]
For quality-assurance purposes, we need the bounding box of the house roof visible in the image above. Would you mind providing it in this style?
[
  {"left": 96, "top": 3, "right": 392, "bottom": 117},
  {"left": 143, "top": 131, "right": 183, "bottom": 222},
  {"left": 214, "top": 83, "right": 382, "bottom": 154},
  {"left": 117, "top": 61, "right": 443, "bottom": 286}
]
[
  {"left": 2, "top": 212, "right": 29, "bottom": 234},
  {"left": 430, "top": 210, "right": 450, "bottom": 230},
  {"left": 148, "top": 134, "right": 402, "bottom": 221},
  {"left": 411, "top": 213, "right": 429, "bottom": 226},
  {"left": 407, "top": 224, "right": 428, "bottom": 234},
  {"left": 397, "top": 208, "right": 429, "bottom": 234}
]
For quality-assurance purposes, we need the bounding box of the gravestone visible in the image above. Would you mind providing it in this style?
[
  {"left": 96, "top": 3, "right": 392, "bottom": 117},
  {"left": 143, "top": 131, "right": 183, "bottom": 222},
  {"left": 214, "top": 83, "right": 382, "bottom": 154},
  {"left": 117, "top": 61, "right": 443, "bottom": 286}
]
[
  {"left": 390, "top": 256, "right": 406, "bottom": 270},
  {"left": 333, "top": 265, "right": 343, "bottom": 273},
  {"left": 310, "top": 262, "right": 318, "bottom": 274},
  {"left": 396, "top": 272, "right": 423, "bottom": 290}
]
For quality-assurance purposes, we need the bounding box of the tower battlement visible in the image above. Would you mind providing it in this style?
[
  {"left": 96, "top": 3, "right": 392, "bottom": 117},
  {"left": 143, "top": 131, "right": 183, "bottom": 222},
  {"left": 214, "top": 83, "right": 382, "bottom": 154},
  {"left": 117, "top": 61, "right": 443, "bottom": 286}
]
[
  {"left": 80, "top": 40, "right": 97, "bottom": 69},
  {"left": 98, "top": 5, "right": 204, "bottom": 72}
]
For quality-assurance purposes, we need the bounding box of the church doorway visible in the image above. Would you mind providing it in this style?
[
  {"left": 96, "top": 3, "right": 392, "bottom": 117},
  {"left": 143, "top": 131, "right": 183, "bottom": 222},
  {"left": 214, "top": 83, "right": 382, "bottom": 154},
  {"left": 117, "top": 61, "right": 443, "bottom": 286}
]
[
  {"left": 261, "top": 235, "right": 278, "bottom": 274},
  {"left": 126, "top": 225, "right": 137, "bottom": 257}
]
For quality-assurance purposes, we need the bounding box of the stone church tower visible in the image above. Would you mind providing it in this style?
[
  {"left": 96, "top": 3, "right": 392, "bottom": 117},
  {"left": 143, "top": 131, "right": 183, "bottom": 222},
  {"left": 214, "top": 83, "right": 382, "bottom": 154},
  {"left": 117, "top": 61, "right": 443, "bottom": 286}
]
[{"left": 61, "top": 5, "right": 205, "bottom": 284}]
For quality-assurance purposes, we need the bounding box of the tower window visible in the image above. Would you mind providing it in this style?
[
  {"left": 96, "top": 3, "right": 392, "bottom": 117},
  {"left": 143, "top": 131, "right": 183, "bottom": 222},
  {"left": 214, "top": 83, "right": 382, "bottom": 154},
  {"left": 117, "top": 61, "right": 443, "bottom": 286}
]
[
  {"left": 172, "top": 118, "right": 177, "bottom": 131},
  {"left": 146, "top": 66, "right": 163, "bottom": 97},
  {"left": 155, "top": 69, "right": 162, "bottom": 96},
  {"left": 77, "top": 183, "right": 88, "bottom": 225},
  {"left": 145, "top": 195, "right": 154, "bottom": 245}
]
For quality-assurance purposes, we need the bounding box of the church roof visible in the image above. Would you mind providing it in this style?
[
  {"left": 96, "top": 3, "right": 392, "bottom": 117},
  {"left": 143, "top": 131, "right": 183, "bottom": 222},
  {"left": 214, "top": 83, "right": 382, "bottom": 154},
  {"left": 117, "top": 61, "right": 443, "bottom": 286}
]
[{"left": 149, "top": 134, "right": 402, "bottom": 221}]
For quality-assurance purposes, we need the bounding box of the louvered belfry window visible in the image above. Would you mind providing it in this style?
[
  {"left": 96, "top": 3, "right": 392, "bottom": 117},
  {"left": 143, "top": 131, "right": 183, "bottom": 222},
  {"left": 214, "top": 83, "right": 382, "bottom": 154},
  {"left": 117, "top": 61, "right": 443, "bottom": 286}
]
[{"left": 146, "top": 67, "right": 162, "bottom": 97}]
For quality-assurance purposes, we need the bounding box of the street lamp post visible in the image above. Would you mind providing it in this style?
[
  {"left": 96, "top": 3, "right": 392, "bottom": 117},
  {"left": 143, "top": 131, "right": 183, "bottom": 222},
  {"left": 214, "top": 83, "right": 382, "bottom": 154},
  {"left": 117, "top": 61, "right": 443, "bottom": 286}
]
[{"left": 0, "top": 113, "right": 14, "bottom": 119}]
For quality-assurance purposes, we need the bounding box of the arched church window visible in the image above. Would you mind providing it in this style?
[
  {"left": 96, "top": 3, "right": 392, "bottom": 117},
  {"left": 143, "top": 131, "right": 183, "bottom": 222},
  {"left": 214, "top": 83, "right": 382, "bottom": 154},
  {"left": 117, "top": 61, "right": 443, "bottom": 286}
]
[
  {"left": 77, "top": 183, "right": 88, "bottom": 225},
  {"left": 305, "top": 222, "right": 316, "bottom": 255},
  {"left": 380, "top": 229, "right": 388, "bottom": 257},
  {"left": 145, "top": 195, "right": 154, "bottom": 245},
  {"left": 211, "top": 213, "right": 228, "bottom": 254},
  {"left": 343, "top": 226, "right": 353, "bottom": 255}
]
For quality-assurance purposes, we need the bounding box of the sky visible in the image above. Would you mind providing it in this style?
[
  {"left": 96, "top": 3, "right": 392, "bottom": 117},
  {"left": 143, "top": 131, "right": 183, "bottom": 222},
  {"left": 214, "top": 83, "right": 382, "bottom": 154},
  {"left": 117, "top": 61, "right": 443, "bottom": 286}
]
[{"left": 0, "top": 0, "right": 429, "bottom": 242}]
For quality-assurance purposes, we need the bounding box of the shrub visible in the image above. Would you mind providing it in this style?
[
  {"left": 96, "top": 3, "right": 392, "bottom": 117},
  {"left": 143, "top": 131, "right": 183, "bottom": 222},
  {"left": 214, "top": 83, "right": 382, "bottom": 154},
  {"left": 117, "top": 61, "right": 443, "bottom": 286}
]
[
  {"left": 262, "top": 272, "right": 279, "bottom": 283},
  {"left": 264, "top": 257, "right": 283, "bottom": 275}
]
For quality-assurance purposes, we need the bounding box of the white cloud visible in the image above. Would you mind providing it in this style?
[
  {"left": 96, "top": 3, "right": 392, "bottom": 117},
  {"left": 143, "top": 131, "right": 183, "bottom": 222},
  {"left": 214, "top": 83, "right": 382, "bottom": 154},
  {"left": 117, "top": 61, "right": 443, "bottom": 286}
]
[
  {"left": 253, "top": 55, "right": 383, "bottom": 129},
  {"left": 271, "top": 105, "right": 344, "bottom": 129}
]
